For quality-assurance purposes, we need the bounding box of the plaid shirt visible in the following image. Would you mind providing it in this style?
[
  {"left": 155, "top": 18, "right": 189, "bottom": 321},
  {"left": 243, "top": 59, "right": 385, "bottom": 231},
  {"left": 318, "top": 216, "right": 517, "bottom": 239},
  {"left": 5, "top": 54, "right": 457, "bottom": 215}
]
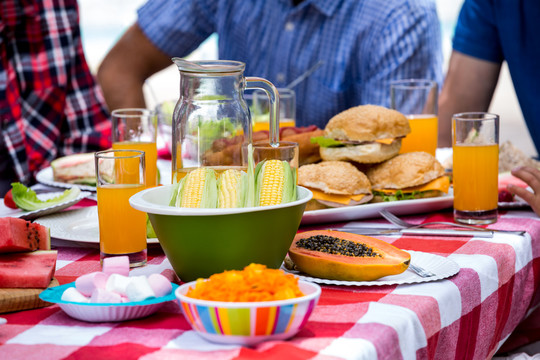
[
  {"left": 0, "top": 0, "right": 111, "bottom": 184},
  {"left": 138, "top": 0, "right": 443, "bottom": 129}
]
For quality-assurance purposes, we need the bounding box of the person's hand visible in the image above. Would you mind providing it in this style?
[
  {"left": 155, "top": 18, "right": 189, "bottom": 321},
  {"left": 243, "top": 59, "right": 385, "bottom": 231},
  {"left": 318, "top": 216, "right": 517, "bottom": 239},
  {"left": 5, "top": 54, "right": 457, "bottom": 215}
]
[{"left": 508, "top": 166, "right": 540, "bottom": 215}]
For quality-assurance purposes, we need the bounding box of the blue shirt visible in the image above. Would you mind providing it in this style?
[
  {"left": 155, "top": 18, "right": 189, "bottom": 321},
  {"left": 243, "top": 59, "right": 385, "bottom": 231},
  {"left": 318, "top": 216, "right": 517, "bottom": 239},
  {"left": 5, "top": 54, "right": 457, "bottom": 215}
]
[
  {"left": 453, "top": 0, "right": 540, "bottom": 154},
  {"left": 138, "top": 0, "right": 442, "bottom": 129}
]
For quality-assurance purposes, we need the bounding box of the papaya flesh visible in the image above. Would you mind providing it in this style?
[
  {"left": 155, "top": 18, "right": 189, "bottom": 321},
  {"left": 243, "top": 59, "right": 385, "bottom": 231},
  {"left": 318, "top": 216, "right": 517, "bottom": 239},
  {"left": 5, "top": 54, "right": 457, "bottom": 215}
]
[{"left": 288, "top": 230, "right": 410, "bottom": 281}]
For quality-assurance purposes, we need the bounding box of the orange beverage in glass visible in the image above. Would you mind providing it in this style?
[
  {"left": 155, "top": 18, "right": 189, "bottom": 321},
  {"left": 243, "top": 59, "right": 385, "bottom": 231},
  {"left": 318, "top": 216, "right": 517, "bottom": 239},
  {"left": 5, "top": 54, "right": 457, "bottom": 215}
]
[
  {"left": 391, "top": 79, "right": 438, "bottom": 155},
  {"left": 399, "top": 114, "right": 438, "bottom": 155},
  {"left": 95, "top": 149, "right": 147, "bottom": 267},
  {"left": 112, "top": 108, "right": 158, "bottom": 187},
  {"left": 251, "top": 88, "right": 296, "bottom": 132},
  {"left": 97, "top": 184, "right": 147, "bottom": 254},
  {"left": 452, "top": 112, "right": 499, "bottom": 224},
  {"left": 453, "top": 144, "right": 499, "bottom": 211},
  {"left": 253, "top": 118, "right": 296, "bottom": 132},
  {"left": 113, "top": 141, "right": 158, "bottom": 187}
]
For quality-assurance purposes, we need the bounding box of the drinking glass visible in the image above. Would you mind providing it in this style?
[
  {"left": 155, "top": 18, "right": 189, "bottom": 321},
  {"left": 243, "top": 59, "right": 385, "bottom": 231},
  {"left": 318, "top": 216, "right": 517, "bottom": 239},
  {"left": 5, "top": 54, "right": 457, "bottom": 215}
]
[
  {"left": 112, "top": 108, "right": 158, "bottom": 187},
  {"left": 251, "top": 88, "right": 296, "bottom": 132},
  {"left": 95, "top": 149, "right": 147, "bottom": 267},
  {"left": 452, "top": 112, "right": 499, "bottom": 224},
  {"left": 390, "top": 79, "right": 438, "bottom": 155},
  {"left": 251, "top": 141, "right": 299, "bottom": 172}
]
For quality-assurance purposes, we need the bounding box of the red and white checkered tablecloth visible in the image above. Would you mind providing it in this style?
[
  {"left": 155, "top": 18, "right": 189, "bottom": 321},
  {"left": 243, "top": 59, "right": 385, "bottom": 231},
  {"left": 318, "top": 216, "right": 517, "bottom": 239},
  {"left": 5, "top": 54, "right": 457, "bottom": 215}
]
[{"left": 1, "top": 208, "right": 540, "bottom": 360}]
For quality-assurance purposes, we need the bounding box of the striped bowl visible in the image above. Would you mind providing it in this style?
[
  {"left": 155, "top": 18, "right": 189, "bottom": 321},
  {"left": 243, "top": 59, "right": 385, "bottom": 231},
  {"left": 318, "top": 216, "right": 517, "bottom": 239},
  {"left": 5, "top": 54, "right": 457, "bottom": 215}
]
[{"left": 175, "top": 280, "right": 321, "bottom": 345}]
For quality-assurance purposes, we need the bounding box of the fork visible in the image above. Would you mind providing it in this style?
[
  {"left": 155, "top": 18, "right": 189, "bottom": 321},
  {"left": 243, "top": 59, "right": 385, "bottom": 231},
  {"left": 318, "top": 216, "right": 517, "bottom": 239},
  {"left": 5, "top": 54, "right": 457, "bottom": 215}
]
[
  {"left": 379, "top": 209, "right": 526, "bottom": 236},
  {"left": 408, "top": 263, "right": 435, "bottom": 278}
]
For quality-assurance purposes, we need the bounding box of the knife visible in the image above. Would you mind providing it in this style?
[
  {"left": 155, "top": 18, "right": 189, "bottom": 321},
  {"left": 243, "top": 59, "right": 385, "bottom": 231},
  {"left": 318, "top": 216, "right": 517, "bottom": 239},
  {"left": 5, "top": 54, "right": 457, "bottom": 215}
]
[{"left": 331, "top": 227, "right": 495, "bottom": 238}]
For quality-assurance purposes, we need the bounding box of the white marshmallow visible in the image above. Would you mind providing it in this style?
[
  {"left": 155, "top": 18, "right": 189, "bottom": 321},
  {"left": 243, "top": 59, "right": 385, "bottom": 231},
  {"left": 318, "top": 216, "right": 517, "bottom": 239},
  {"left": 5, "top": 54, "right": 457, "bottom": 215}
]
[
  {"left": 90, "top": 288, "right": 123, "bottom": 303},
  {"left": 105, "top": 274, "right": 131, "bottom": 296},
  {"left": 61, "top": 287, "right": 90, "bottom": 303},
  {"left": 125, "top": 276, "right": 156, "bottom": 302},
  {"left": 102, "top": 256, "right": 130, "bottom": 277},
  {"left": 148, "top": 273, "right": 173, "bottom": 297},
  {"left": 75, "top": 272, "right": 109, "bottom": 297}
]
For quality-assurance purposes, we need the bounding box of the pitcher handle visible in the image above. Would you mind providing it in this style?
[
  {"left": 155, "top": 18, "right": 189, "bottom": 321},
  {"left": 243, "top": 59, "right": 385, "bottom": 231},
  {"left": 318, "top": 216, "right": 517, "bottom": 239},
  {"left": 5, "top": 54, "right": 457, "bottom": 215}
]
[{"left": 245, "top": 77, "right": 280, "bottom": 146}]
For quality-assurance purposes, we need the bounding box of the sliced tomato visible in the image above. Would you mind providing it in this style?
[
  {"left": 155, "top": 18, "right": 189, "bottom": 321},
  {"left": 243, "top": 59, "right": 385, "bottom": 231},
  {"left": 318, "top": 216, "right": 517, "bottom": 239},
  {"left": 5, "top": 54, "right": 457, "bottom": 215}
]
[{"left": 4, "top": 189, "right": 18, "bottom": 209}]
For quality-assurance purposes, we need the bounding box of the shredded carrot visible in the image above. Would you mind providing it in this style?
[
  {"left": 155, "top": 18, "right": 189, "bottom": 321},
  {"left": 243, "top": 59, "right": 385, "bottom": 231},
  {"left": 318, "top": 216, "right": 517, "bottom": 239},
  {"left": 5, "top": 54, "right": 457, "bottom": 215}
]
[{"left": 186, "top": 263, "right": 304, "bottom": 302}]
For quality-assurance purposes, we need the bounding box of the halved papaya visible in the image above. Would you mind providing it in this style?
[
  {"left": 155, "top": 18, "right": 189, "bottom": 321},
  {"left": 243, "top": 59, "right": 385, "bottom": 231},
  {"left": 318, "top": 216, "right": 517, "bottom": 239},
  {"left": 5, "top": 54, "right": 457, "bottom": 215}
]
[{"left": 288, "top": 230, "right": 411, "bottom": 281}]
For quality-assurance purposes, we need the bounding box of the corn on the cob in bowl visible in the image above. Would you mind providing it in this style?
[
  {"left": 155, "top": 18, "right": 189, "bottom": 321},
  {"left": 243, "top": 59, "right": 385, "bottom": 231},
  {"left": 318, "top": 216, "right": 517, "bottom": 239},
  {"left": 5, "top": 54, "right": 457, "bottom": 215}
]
[
  {"left": 169, "top": 159, "right": 296, "bottom": 210},
  {"left": 130, "top": 183, "right": 311, "bottom": 282}
]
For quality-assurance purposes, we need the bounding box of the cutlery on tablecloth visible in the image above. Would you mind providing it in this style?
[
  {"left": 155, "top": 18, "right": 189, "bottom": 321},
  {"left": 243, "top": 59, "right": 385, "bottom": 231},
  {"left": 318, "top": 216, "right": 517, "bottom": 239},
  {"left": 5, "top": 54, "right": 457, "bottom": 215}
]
[
  {"left": 332, "top": 227, "right": 495, "bottom": 238},
  {"left": 379, "top": 209, "right": 526, "bottom": 236}
]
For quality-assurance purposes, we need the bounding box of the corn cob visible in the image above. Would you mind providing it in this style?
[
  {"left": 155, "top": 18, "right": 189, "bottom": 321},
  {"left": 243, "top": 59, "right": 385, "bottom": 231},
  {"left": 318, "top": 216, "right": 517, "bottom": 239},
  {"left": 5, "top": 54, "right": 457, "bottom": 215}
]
[
  {"left": 174, "top": 168, "right": 218, "bottom": 208},
  {"left": 255, "top": 159, "right": 296, "bottom": 206},
  {"left": 217, "top": 169, "right": 247, "bottom": 208}
]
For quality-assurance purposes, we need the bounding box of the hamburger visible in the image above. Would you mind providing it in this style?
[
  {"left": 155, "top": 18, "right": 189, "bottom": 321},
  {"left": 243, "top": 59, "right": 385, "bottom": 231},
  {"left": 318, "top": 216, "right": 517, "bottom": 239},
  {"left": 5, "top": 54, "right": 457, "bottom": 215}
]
[
  {"left": 313, "top": 105, "right": 411, "bottom": 164},
  {"left": 366, "top": 151, "right": 450, "bottom": 202},
  {"left": 298, "top": 161, "right": 373, "bottom": 210}
]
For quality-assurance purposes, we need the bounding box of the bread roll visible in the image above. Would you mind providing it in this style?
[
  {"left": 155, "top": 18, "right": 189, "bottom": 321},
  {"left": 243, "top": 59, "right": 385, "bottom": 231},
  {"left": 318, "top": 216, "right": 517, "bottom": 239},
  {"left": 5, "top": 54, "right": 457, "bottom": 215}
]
[
  {"left": 320, "top": 105, "right": 410, "bottom": 164},
  {"left": 367, "top": 152, "right": 445, "bottom": 189}
]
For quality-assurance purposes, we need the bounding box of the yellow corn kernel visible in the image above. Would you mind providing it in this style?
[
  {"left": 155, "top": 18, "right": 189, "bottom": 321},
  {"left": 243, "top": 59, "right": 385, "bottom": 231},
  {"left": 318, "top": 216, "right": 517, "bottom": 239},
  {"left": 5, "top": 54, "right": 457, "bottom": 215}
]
[
  {"left": 218, "top": 169, "right": 242, "bottom": 208},
  {"left": 181, "top": 168, "right": 207, "bottom": 208},
  {"left": 259, "top": 160, "right": 284, "bottom": 206}
]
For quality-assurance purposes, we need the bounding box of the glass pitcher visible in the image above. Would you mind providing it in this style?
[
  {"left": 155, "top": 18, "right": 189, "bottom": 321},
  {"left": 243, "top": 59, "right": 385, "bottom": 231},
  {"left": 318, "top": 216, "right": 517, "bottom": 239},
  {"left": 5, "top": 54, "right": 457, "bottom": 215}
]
[{"left": 171, "top": 59, "right": 280, "bottom": 181}]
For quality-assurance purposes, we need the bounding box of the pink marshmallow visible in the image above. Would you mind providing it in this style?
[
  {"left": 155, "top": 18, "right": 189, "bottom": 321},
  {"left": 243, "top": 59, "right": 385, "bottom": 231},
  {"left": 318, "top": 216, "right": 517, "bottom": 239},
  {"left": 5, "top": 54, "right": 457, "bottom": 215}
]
[
  {"left": 148, "top": 273, "right": 173, "bottom": 297},
  {"left": 102, "top": 256, "right": 130, "bottom": 277},
  {"left": 90, "top": 288, "right": 123, "bottom": 303},
  {"left": 75, "top": 272, "right": 110, "bottom": 297}
]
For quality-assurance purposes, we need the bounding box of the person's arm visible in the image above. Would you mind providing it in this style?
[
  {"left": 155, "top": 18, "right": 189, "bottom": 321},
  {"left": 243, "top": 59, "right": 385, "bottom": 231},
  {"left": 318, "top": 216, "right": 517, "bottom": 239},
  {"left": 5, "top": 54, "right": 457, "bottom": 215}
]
[
  {"left": 97, "top": 24, "right": 172, "bottom": 111},
  {"left": 438, "top": 51, "right": 501, "bottom": 147},
  {"left": 508, "top": 166, "right": 540, "bottom": 216}
]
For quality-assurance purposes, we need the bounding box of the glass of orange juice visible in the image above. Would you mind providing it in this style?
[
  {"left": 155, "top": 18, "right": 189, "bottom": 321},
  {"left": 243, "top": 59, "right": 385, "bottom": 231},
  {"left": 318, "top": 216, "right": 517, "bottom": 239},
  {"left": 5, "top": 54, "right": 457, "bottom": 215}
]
[
  {"left": 452, "top": 112, "right": 499, "bottom": 224},
  {"left": 250, "top": 88, "right": 296, "bottom": 132},
  {"left": 112, "top": 108, "right": 158, "bottom": 187},
  {"left": 95, "top": 149, "right": 147, "bottom": 267},
  {"left": 390, "top": 79, "right": 438, "bottom": 156}
]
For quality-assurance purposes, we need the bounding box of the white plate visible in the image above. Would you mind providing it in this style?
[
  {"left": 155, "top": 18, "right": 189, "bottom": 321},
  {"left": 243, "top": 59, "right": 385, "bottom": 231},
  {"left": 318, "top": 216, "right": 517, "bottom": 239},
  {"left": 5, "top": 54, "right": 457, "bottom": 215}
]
[
  {"left": 40, "top": 282, "right": 179, "bottom": 322},
  {"left": 283, "top": 251, "right": 460, "bottom": 286},
  {"left": 36, "top": 159, "right": 173, "bottom": 191},
  {"left": 301, "top": 191, "right": 454, "bottom": 225},
  {"left": 0, "top": 191, "right": 92, "bottom": 220},
  {"left": 34, "top": 206, "right": 159, "bottom": 244}
]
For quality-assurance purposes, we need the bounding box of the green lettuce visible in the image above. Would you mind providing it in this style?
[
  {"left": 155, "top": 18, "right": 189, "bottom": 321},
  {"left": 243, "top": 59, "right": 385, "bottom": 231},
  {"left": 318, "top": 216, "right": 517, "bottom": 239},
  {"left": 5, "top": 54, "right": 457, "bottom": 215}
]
[
  {"left": 11, "top": 182, "right": 81, "bottom": 211},
  {"left": 310, "top": 136, "right": 344, "bottom": 148},
  {"left": 373, "top": 190, "right": 419, "bottom": 202}
]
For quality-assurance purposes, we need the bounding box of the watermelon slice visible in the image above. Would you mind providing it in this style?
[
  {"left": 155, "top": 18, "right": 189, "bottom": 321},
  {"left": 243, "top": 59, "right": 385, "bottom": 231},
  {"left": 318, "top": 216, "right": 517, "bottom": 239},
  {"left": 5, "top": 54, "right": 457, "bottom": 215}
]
[
  {"left": 0, "top": 217, "right": 50, "bottom": 253},
  {"left": 0, "top": 250, "right": 57, "bottom": 288}
]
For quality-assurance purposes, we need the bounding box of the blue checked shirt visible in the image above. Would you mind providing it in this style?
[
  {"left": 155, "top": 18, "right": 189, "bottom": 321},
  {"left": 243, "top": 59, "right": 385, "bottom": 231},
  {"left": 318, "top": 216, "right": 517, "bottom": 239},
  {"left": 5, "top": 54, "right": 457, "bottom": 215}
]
[{"left": 138, "top": 0, "right": 442, "bottom": 129}]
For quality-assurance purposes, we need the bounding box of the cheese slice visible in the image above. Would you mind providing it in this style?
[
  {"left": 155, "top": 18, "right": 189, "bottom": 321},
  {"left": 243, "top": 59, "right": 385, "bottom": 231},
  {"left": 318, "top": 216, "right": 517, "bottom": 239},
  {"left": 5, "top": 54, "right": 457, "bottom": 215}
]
[
  {"left": 373, "top": 176, "right": 450, "bottom": 194},
  {"left": 309, "top": 188, "right": 368, "bottom": 205},
  {"left": 375, "top": 138, "right": 395, "bottom": 145}
]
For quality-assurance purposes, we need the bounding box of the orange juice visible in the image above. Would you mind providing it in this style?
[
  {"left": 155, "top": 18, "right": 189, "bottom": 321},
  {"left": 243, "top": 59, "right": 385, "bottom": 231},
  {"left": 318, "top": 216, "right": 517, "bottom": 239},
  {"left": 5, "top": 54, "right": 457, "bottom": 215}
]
[
  {"left": 108, "top": 153, "right": 143, "bottom": 184},
  {"left": 113, "top": 141, "right": 158, "bottom": 186},
  {"left": 97, "top": 184, "right": 147, "bottom": 254},
  {"left": 399, "top": 115, "right": 438, "bottom": 155},
  {"left": 453, "top": 143, "right": 499, "bottom": 211},
  {"left": 253, "top": 118, "right": 296, "bottom": 132}
]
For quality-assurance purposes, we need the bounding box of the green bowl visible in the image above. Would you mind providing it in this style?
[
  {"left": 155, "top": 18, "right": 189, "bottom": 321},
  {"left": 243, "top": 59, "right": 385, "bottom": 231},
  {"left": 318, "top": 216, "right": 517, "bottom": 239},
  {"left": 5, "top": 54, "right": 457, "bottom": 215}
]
[{"left": 130, "top": 185, "right": 312, "bottom": 282}]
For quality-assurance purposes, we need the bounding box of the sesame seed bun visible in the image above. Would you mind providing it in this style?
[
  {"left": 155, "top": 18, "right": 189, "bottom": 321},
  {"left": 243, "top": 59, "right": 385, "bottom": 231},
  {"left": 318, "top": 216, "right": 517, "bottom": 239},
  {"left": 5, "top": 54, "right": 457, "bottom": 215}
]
[
  {"left": 299, "top": 161, "right": 373, "bottom": 209},
  {"left": 299, "top": 161, "right": 371, "bottom": 195},
  {"left": 324, "top": 105, "right": 410, "bottom": 141},
  {"left": 319, "top": 105, "right": 410, "bottom": 164},
  {"left": 366, "top": 152, "right": 445, "bottom": 189}
]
